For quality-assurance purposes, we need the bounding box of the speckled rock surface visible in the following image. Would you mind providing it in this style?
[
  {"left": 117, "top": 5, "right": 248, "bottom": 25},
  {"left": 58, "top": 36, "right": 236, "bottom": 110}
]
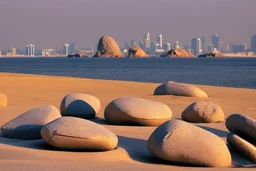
[
  {"left": 41, "top": 117, "right": 118, "bottom": 151},
  {"left": 161, "top": 48, "right": 195, "bottom": 57},
  {"left": 227, "top": 133, "right": 256, "bottom": 163},
  {"left": 93, "top": 36, "right": 124, "bottom": 57},
  {"left": 147, "top": 119, "right": 232, "bottom": 167},
  {"left": 1, "top": 105, "right": 61, "bottom": 140},
  {"left": 104, "top": 97, "right": 172, "bottom": 126},
  {"left": 154, "top": 81, "right": 208, "bottom": 98},
  {"left": 128, "top": 46, "right": 148, "bottom": 57},
  {"left": 226, "top": 114, "right": 256, "bottom": 144},
  {"left": 182, "top": 101, "right": 225, "bottom": 123},
  {"left": 60, "top": 93, "right": 100, "bottom": 119}
]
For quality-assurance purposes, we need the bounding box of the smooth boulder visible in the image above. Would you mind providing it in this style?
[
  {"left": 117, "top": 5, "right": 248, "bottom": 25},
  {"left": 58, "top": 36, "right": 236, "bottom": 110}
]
[
  {"left": 1, "top": 105, "right": 61, "bottom": 140},
  {"left": 104, "top": 97, "right": 172, "bottom": 126},
  {"left": 154, "top": 81, "right": 208, "bottom": 98},
  {"left": 227, "top": 133, "right": 256, "bottom": 163},
  {"left": 147, "top": 120, "right": 231, "bottom": 167},
  {"left": 128, "top": 46, "right": 148, "bottom": 57},
  {"left": 41, "top": 117, "right": 118, "bottom": 151},
  {"left": 0, "top": 93, "right": 7, "bottom": 106},
  {"left": 226, "top": 114, "right": 256, "bottom": 144},
  {"left": 182, "top": 101, "right": 225, "bottom": 123},
  {"left": 60, "top": 93, "right": 101, "bottom": 119}
]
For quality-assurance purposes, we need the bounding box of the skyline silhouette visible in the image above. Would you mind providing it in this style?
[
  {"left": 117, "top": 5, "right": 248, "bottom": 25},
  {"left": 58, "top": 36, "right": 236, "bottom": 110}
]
[{"left": 0, "top": 0, "right": 255, "bottom": 49}]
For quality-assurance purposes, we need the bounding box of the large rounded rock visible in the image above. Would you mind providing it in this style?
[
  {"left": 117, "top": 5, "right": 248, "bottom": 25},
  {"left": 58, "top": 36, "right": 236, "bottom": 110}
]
[
  {"left": 182, "top": 101, "right": 225, "bottom": 123},
  {"left": 41, "top": 117, "right": 118, "bottom": 151},
  {"left": 0, "top": 93, "right": 7, "bottom": 106},
  {"left": 128, "top": 46, "right": 148, "bottom": 57},
  {"left": 1, "top": 105, "right": 61, "bottom": 140},
  {"left": 161, "top": 48, "right": 195, "bottom": 57},
  {"left": 104, "top": 97, "right": 172, "bottom": 126},
  {"left": 147, "top": 120, "right": 231, "bottom": 167},
  {"left": 93, "top": 36, "right": 124, "bottom": 57},
  {"left": 60, "top": 93, "right": 100, "bottom": 119},
  {"left": 226, "top": 114, "right": 256, "bottom": 143},
  {"left": 154, "top": 81, "right": 208, "bottom": 98},
  {"left": 227, "top": 133, "right": 256, "bottom": 163}
]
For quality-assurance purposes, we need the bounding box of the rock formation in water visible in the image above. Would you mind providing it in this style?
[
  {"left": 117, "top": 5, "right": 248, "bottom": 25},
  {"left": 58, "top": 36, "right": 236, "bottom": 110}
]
[
  {"left": 160, "top": 48, "right": 195, "bottom": 57},
  {"left": 198, "top": 53, "right": 225, "bottom": 57},
  {"left": 93, "top": 36, "right": 124, "bottom": 57},
  {"left": 128, "top": 46, "right": 148, "bottom": 57}
]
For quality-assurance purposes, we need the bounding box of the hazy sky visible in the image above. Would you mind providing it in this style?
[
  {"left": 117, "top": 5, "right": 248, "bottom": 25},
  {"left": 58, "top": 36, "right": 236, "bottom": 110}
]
[{"left": 0, "top": 0, "right": 255, "bottom": 50}]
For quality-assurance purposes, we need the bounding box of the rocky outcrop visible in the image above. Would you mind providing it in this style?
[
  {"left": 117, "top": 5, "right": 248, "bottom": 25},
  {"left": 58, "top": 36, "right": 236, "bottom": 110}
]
[
  {"left": 128, "top": 46, "right": 148, "bottom": 57},
  {"left": 198, "top": 53, "right": 225, "bottom": 57},
  {"left": 93, "top": 36, "right": 124, "bottom": 57},
  {"left": 161, "top": 48, "right": 195, "bottom": 57}
]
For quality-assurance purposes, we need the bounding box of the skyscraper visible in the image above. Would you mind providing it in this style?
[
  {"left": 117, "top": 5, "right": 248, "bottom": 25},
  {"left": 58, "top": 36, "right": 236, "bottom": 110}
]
[
  {"left": 143, "top": 32, "right": 150, "bottom": 52},
  {"left": 70, "top": 42, "right": 76, "bottom": 54},
  {"left": 191, "top": 38, "right": 202, "bottom": 55},
  {"left": 212, "top": 34, "right": 219, "bottom": 50},
  {"left": 63, "top": 44, "right": 70, "bottom": 56},
  {"left": 251, "top": 34, "right": 256, "bottom": 52},
  {"left": 25, "top": 44, "right": 35, "bottom": 56},
  {"left": 208, "top": 44, "right": 214, "bottom": 53},
  {"left": 130, "top": 40, "right": 137, "bottom": 47},
  {"left": 173, "top": 41, "right": 180, "bottom": 49},
  {"left": 201, "top": 36, "right": 206, "bottom": 53},
  {"left": 157, "top": 33, "right": 163, "bottom": 49}
]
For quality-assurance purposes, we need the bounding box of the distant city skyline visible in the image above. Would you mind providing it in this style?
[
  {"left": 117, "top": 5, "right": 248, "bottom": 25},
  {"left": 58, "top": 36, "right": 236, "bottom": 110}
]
[{"left": 0, "top": 0, "right": 255, "bottom": 50}]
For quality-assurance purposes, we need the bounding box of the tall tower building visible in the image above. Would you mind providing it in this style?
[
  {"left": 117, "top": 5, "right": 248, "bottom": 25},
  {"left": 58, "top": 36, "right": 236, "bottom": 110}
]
[
  {"left": 130, "top": 40, "right": 137, "bottom": 47},
  {"left": 201, "top": 36, "right": 206, "bottom": 53},
  {"left": 63, "top": 44, "right": 70, "bottom": 56},
  {"left": 166, "top": 43, "right": 171, "bottom": 51},
  {"left": 191, "top": 38, "right": 202, "bottom": 55},
  {"left": 173, "top": 41, "right": 180, "bottom": 49},
  {"left": 212, "top": 34, "right": 219, "bottom": 50},
  {"left": 70, "top": 42, "right": 75, "bottom": 54},
  {"left": 251, "top": 34, "right": 256, "bottom": 52},
  {"left": 157, "top": 33, "right": 163, "bottom": 49},
  {"left": 208, "top": 44, "right": 214, "bottom": 53},
  {"left": 25, "top": 44, "right": 35, "bottom": 56},
  {"left": 143, "top": 32, "right": 150, "bottom": 52}
]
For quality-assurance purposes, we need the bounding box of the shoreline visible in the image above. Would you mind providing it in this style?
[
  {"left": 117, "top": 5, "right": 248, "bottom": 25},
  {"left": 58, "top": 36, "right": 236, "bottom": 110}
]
[{"left": 0, "top": 73, "right": 256, "bottom": 170}]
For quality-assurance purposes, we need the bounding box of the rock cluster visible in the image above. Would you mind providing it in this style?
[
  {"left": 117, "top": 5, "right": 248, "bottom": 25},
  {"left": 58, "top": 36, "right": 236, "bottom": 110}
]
[
  {"left": 0, "top": 93, "right": 7, "bottom": 106},
  {"left": 93, "top": 36, "right": 124, "bottom": 57},
  {"left": 41, "top": 117, "right": 118, "bottom": 151},
  {"left": 154, "top": 81, "right": 208, "bottom": 98},
  {"left": 1, "top": 105, "right": 61, "bottom": 140},
  {"left": 161, "top": 48, "right": 195, "bottom": 57},
  {"left": 147, "top": 120, "right": 232, "bottom": 167},
  {"left": 226, "top": 114, "right": 256, "bottom": 163},
  {"left": 128, "top": 46, "right": 148, "bottom": 57},
  {"left": 60, "top": 93, "right": 101, "bottom": 119},
  {"left": 182, "top": 101, "right": 225, "bottom": 123},
  {"left": 198, "top": 53, "right": 225, "bottom": 57},
  {"left": 104, "top": 97, "right": 172, "bottom": 126}
]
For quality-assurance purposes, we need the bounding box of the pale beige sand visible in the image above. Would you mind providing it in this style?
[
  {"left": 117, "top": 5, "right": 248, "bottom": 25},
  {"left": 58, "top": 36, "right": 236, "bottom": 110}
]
[{"left": 0, "top": 73, "right": 256, "bottom": 170}]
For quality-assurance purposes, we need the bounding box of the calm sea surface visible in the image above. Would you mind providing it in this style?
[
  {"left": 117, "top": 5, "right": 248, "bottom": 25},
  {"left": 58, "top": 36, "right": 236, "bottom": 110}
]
[{"left": 0, "top": 57, "right": 256, "bottom": 89}]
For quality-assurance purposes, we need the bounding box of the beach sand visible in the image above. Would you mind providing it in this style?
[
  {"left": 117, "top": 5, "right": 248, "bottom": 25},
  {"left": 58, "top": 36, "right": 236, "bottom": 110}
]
[{"left": 0, "top": 73, "right": 255, "bottom": 170}]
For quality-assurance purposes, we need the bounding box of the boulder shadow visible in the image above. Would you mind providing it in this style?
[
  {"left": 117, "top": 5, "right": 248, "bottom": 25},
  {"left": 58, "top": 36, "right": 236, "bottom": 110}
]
[
  {"left": 117, "top": 135, "right": 205, "bottom": 167},
  {"left": 197, "top": 125, "right": 229, "bottom": 137},
  {"left": 63, "top": 100, "right": 96, "bottom": 118}
]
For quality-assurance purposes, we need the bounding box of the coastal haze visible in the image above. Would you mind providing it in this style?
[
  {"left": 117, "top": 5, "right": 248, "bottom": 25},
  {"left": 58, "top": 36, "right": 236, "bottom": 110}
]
[{"left": 0, "top": 0, "right": 256, "bottom": 49}]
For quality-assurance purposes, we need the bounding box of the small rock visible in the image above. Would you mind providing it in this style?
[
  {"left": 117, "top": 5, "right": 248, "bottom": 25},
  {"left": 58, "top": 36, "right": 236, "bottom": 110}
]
[
  {"left": 154, "top": 81, "right": 208, "bottom": 98},
  {"left": 147, "top": 119, "right": 232, "bottom": 167},
  {"left": 128, "top": 46, "right": 148, "bottom": 57},
  {"left": 226, "top": 114, "right": 256, "bottom": 144},
  {"left": 0, "top": 93, "right": 7, "bottom": 106},
  {"left": 182, "top": 101, "right": 225, "bottom": 123},
  {"left": 1, "top": 105, "right": 61, "bottom": 140},
  {"left": 104, "top": 97, "right": 172, "bottom": 126},
  {"left": 227, "top": 133, "right": 256, "bottom": 164},
  {"left": 60, "top": 93, "right": 101, "bottom": 119},
  {"left": 41, "top": 117, "right": 118, "bottom": 151}
]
